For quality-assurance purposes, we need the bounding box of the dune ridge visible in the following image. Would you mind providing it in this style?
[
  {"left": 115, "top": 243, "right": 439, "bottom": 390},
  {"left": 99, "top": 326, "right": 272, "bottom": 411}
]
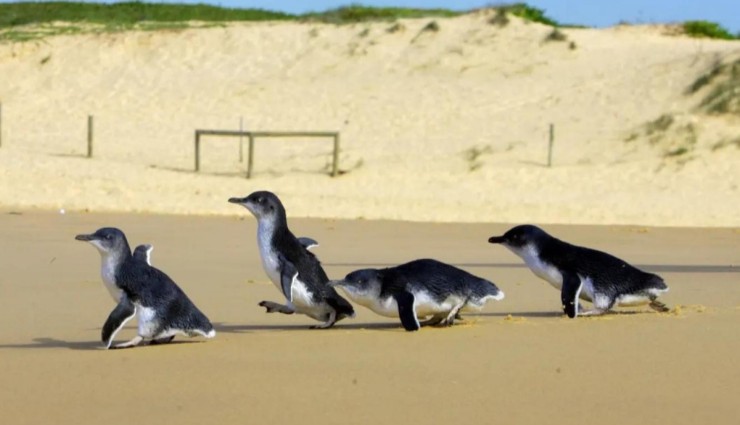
[{"left": 0, "top": 11, "right": 738, "bottom": 226}]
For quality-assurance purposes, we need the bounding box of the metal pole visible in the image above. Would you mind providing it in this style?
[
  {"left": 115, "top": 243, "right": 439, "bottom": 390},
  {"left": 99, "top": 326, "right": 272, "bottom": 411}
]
[
  {"left": 246, "top": 134, "right": 254, "bottom": 179},
  {"left": 331, "top": 133, "right": 340, "bottom": 177},
  {"left": 547, "top": 123, "right": 554, "bottom": 167},
  {"left": 239, "top": 116, "right": 244, "bottom": 162},
  {"left": 87, "top": 115, "right": 93, "bottom": 158},
  {"left": 195, "top": 131, "right": 200, "bottom": 172}
]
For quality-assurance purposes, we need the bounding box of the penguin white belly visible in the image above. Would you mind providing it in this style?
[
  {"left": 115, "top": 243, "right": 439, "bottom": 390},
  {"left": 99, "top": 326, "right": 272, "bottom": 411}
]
[
  {"left": 256, "top": 223, "right": 284, "bottom": 295},
  {"left": 368, "top": 296, "right": 400, "bottom": 318},
  {"left": 578, "top": 276, "right": 595, "bottom": 302},
  {"left": 414, "top": 292, "right": 464, "bottom": 317},
  {"left": 462, "top": 293, "right": 504, "bottom": 312},
  {"left": 518, "top": 247, "right": 563, "bottom": 290},
  {"left": 100, "top": 254, "right": 123, "bottom": 302},
  {"left": 136, "top": 304, "right": 159, "bottom": 338}
]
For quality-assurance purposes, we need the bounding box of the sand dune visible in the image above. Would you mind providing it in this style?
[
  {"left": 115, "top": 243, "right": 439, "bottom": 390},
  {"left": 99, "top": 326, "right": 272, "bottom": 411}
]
[{"left": 0, "top": 11, "right": 738, "bottom": 225}]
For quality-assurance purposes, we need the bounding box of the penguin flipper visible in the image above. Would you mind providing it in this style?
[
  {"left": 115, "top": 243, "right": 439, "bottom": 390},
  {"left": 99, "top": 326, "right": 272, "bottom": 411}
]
[
  {"left": 101, "top": 296, "right": 137, "bottom": 349},
  {"left": 278, "top": 254, "right": 299, "bottom": 302},
  {"left": 132, "top": 244, "right": 153, "bottom": 265},
  {"left": 394, "top": 291, "right": 420, "bottom": 331},
  {"left": 297, "top": 237, "right": 319, "bottom": 251},
  {"left": 561, "top": 272, "right": 583, "bottom": 319}
]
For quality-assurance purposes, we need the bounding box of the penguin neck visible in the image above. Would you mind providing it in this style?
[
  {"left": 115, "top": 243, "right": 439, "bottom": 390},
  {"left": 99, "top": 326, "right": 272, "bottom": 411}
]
[
  {"left": 256, "top": 210, "right": 290, "bottom": 245},
  {"left": 97, "top": 247, "right": 132, "bottom": 302}
]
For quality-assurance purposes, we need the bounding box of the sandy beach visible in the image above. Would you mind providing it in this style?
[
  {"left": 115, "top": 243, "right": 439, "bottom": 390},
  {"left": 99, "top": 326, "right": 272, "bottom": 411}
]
[
  {"left": 0, "top": 211, "right": 738, "bottom": 424},
  {"left": 0, "top": 9, "right": 739, "bottom": 424},
  {"left": 0, "top": 11, "right": 739, "bottom": 226}
]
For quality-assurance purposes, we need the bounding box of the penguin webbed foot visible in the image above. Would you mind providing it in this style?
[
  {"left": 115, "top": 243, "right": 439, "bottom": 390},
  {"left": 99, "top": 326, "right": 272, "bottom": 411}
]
[
  {"left": 649, "top": 299, "right": 670, "bottom": 312},
  {"left": 110, "top": 335, "right": 143, "bottom": 350},
  {"left": 310, "top": 311, "right": 337, "bottom": 329},
  {"left": 149, "top": 336, "right": 176, "bottom": 345},
  {"left": 578, "top": 308, "right": 607, "bottom": 317},
  {"left": 258, "top": 301, "right": 295, "bottom": 315}
]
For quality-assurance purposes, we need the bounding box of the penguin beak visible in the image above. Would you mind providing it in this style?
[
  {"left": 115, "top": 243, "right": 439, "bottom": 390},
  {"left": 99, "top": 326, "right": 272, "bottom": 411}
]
[
  {"left": 75, "top": 234, "right": 95, "bottom": 241},
  {"left": 228, "top": 197, "right": 247, "bottom": 205},
  {"left": 488, "top": 236, "right": 506, "bottom": 244},
  {"left": 327, "top": 280, "right": 342, "bottom": 288}
]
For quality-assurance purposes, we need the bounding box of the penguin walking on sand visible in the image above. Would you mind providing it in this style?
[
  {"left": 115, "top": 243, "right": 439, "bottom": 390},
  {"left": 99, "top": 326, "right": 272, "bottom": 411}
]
[
  {"left": 330, "top": 259, "right": 504, "bottom": 331},
  {"left": 488, "top": 224, "right": 669, "bottom": 318},
  {"left": 228, "top": 191, "right": 354, "bottom": 328},
  {"left": 76, "top": 228, "right": 215, "bottom": 349}
]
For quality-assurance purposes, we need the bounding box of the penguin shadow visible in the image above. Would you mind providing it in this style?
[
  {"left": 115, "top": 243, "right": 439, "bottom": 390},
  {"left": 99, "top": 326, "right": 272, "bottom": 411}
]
[
  {"left": 214, "top": 321, "right": 402, "bottom": 333},
  {"left": 0, "top": 337, "right": 101, "bottom": 351},
  {"left": 0, "top": 337, "right": 206, "bottom": 351},
  {"left": 474, "top": 309, "right": 662, "bottom": 319},
  {"left": 471, "top": 311, "right": 563, "bottom": 318}
]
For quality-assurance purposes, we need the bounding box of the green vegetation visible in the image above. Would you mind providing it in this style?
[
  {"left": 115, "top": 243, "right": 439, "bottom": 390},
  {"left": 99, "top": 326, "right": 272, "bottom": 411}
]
[
  {"left": 687, "top": 58, "right": 740, "bottom": 115},
  {"left": 0, "top": 2, "right": 291, "bottom": 28},
  {"left": 682, "top": 20, "right": 737, "bottom": 40},
  {"left": 501, "top": 3, "right": 559, "bottom": 27},
  {"left": 302, "top": 5, "right": 460, "bottom": 24}
]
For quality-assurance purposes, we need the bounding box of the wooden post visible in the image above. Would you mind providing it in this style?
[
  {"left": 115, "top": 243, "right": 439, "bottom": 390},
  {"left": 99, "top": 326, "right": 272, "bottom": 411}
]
[
  {"left": 194, "top": 131, "right": 200, "bottom": 172},
  {"left": 331, "top": 133, "right": 340, "bottom": 177},
  {"left": 246, "top": 133, "right": 254, "bottom": 179},
  {"left": 239, "top": 116, "right": 244, "bottom": 163},
  {"left": 87, "top": 115, "right": 93, "bottom": 158},
  {"left": 547, "top": 123, "right": 554, "bottom": 167}
]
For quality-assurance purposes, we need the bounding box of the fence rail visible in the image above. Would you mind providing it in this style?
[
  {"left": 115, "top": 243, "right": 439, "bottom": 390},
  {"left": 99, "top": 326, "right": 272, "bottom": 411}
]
[{"left": 194, "top": 130, "right": 340, "bottom": 178}]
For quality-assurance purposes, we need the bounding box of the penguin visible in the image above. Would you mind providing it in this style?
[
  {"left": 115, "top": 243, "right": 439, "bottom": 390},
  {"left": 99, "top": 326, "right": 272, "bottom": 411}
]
[
  {"left": 228, "top": 191, "right": 354, "bottom": 328},
  {"left": 76, "top": 228, "right": 216, "bottom": 348},
  {"left": 488, "top": 224, "right": 670, "bottom": 318},
  {"left": 329, "top": 259, "right": 505, "bottom": 331}
]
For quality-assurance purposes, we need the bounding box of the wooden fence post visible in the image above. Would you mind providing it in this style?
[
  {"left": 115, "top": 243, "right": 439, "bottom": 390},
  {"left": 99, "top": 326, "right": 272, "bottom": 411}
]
[
  {"left": 547, "top": 123, "right": 554, "bottom": 167},
  {"left": 87, "top": 115, "right": 93, "bottom": 158},
  {"left": 332, "top": 133, "right": 340, "bottom": 177},
  {"left": 194, "top": 131, "right": 200, "bottom": 172},
  {"left": 246, "top": 133, "right": 255, "bottom": 179}
]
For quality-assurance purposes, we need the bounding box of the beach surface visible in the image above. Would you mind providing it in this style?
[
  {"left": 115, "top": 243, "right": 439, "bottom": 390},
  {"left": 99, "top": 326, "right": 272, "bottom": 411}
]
[
  {"left": 0, "top": 211, "right": 738, "bottom": 424},
  {"left": 1, "top": 12, "right": 739, "bottom": 226}
]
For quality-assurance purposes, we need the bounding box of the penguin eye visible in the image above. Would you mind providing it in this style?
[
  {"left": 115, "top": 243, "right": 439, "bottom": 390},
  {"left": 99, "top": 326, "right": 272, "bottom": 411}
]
[{"left": 105, "top": 234, "right": 113, "bottom": 240}]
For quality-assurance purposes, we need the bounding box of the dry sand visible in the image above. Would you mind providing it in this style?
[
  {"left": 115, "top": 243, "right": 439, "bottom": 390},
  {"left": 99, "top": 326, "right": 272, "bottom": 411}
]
[
  {"left": 0, "top": 12, "right": 739, "bottom": 226},
  {"left": 0, "top": 210, "right": 738, "bottom": 424}
]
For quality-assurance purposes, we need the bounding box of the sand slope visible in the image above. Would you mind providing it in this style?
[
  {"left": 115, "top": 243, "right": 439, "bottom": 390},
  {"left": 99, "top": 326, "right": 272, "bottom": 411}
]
[{"left": 0, "top": 11, "right": 738, "bottom": 225}]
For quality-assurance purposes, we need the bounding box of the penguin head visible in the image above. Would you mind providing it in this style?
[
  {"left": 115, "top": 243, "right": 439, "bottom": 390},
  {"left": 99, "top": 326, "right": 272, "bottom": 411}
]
[
  {"left": 75, "top": 227, "right": 131, "bottom": 257},
  {"left": 488, "top": 225, "right": 548, "bottom": 250},
  {"left": 133, "top": 244, "right": 153, "bottom": 265},
  {"left": 329, "top": 269, "right": 383, "bottom": 303},
  {"left": 229, "top": 191, "right": 285, "bottom": 221}
]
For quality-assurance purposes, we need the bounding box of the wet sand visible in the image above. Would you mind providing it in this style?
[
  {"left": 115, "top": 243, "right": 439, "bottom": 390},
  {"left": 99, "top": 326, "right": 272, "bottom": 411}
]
[{"left": 0, "top": 211, "right": 738, "bottom": 424}]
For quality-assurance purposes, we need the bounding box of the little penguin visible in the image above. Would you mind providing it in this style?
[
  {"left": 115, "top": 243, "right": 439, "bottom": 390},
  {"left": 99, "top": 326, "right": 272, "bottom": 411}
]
[
  {"left": 329, "top": 259, "right": 505, "bottom": 331},
  {"left": 76, "top": 228, "right": 216, "bottom": 348},
  {"left": 488, "top": 224, "right": 670, "bottom": 318},
  {"left": 228, "top": 191, "right": 355, "bottom": 328}
]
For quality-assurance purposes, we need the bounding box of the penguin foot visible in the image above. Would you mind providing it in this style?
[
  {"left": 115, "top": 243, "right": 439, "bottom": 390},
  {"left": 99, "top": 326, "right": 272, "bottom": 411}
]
[
  {"left": 150, "top": 336, "right": 175, "bottom": 345},
  {"left": 649, "top": 300, "right": 670, "bottom": 312},
  {"left": 310, "top": 312, "right": 337, "bottom": 329},
  {"left": 258, "top": 301, "right": 295, "bottom": 315},
  {"left": 579, "top": 309, "right": 607, "bottom": 316},
  {"left": 420, "top": 315, "right": 445, "bottom": 327},
  {"left": 111, "top": 335, "right": 143, "bottom": 349}
]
